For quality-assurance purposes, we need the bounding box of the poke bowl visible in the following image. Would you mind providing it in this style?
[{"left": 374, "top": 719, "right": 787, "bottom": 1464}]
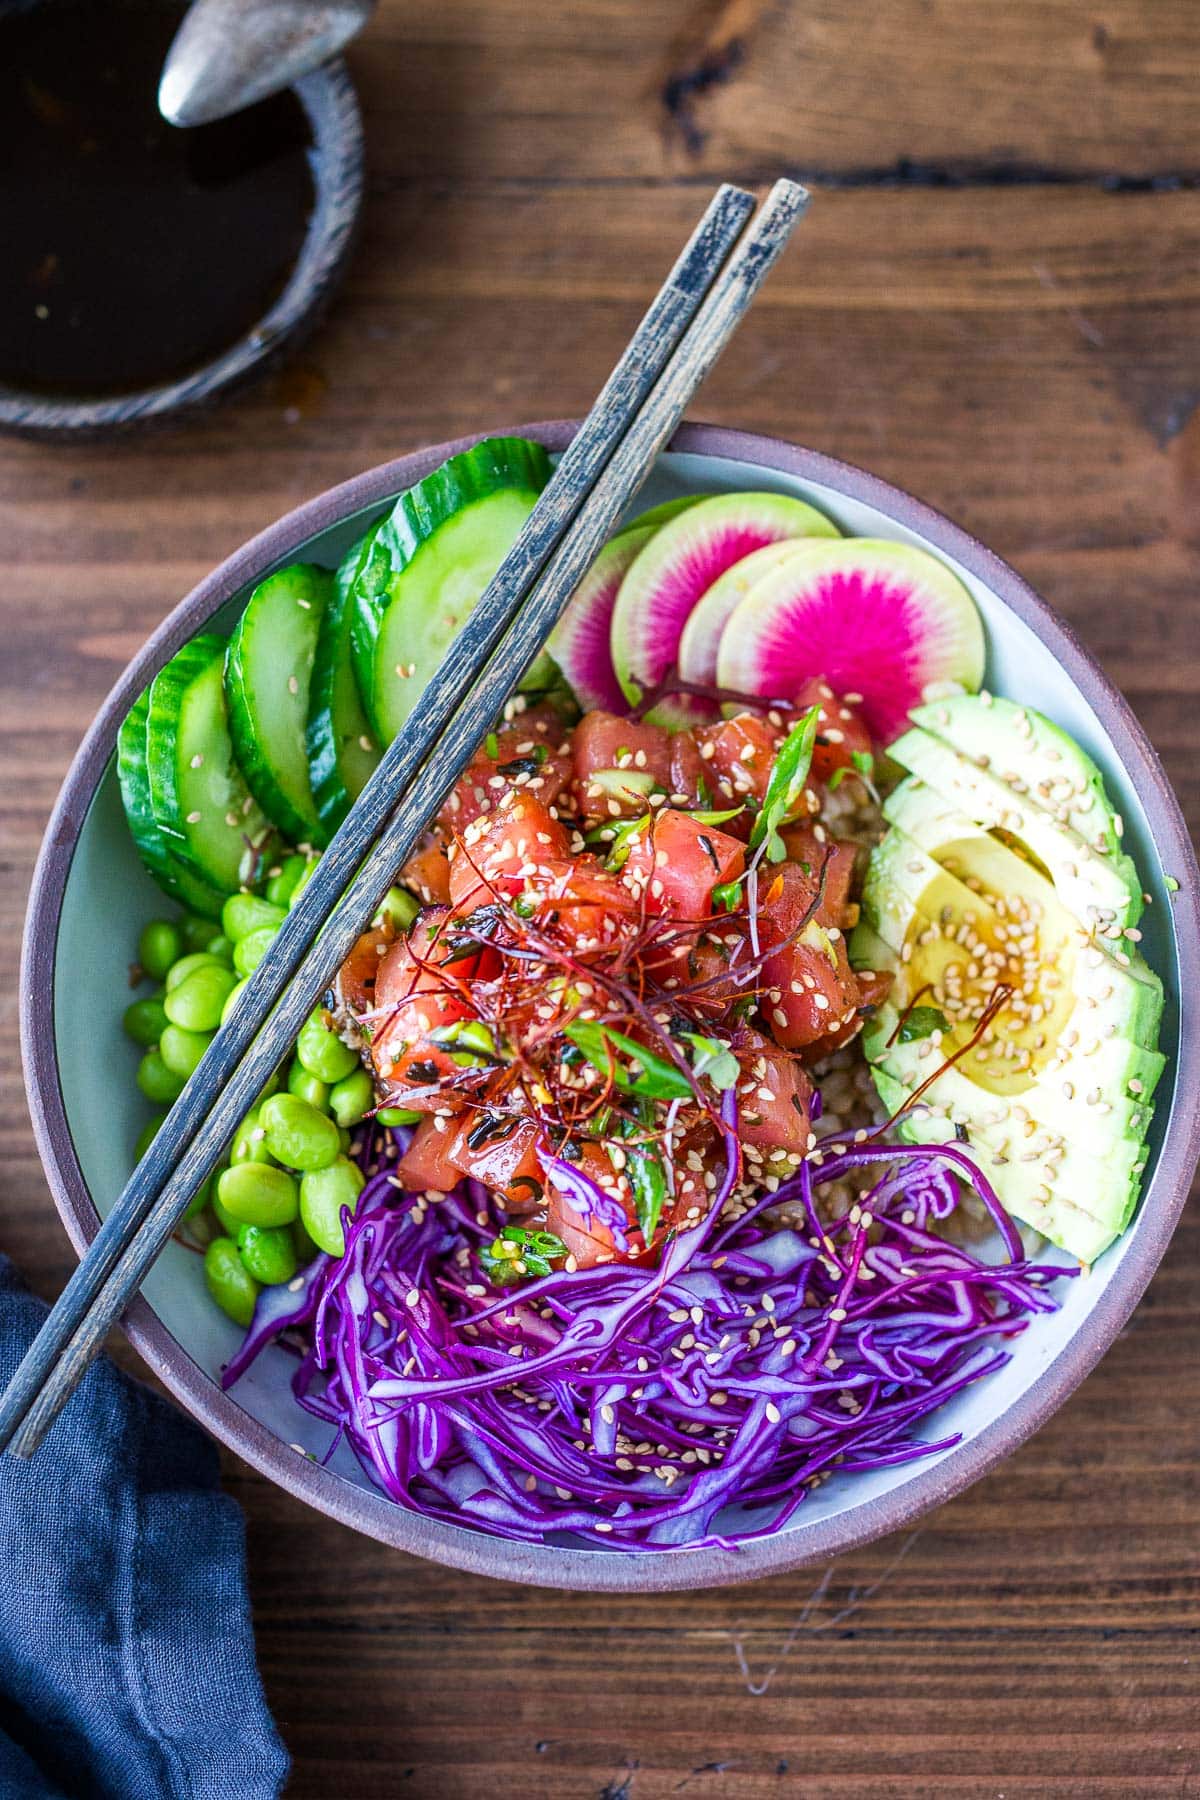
[{"left": 21, "top": 421, "right": 1200, "bottom": 1591}]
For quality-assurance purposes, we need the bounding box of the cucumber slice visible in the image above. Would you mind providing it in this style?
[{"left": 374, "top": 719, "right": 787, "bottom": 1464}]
[
  {"left": 225, "top": 563, "right": 333, "bottom": 846},
  {"left": 146, "top": 634, "right": 275, "bottom": 892},
  {"left": 117, "top": 689, "right": 226, "bottom": 917},
  {"left": 350, "top": 436, "right": 552, "bottom": 744},
  {"left": 306, "top": 529, "right": 384, "bottom": 837}
]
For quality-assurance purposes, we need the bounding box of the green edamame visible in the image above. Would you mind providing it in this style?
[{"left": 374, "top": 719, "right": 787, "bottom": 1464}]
[
  {"left": 329, "top": 1067, "right": 374, "bottom": 1128},
  {"left": 230, "top": 1107, "right": 273, "bottom": 1165},
  {"left": 266, "top": 853, "right": 308, "bottom": 908},
  {"left": 210, "top": 1181, "right": 242, "bottom": 1236},
  {"left": 286, "top": 1058, "right": 330, "bottom": 1111},
  {"left": 217, "top": 1162, "right": 300, "bottom": 1227},
  {"left": 233, "top": 924, "right": 278, "bottom": 977},
  {"left": 134, "top": 1112, "right": 167, "bottom": 1160},
  {"left": 204, "top": 1237, "right": 260, "bottom": 1327},
  {"left": 222, "top": 892, "right": 287, "bottom": 943},
  {"left": 286, "top": 856, "right": 321, "bottom": 911},
  {"left": 159, "top": 1023, "right": 212, "bottom": 1079},
  {"left": 296, "top": 1008, "right": 357, "bottom": 1083},
  {"left": 165, "top": 950, "right": 225, "bottom": 991},
  {"left": 123, "top": 994, "right": 168, "bottom": 1048},
  {"left": 221, "top": 978, "right": 247, "bottom": 1025},
  {"left": 259, "top": 1093, "right": 340, "bottom": 1171},
  {"left": 163, "top": 963, "right": 237, "bottom": 1031},
  {"left": 138, "top": 920, "right": 182, "bottom": 981},
  {"left": 375, "top": 886, "right": 420, "bottom": 932},
  {"left": 299, "top": 1156, "right": 365, "bottom": 1255},
  {"left": 204, "top": 933, "right": 235, "bottom": 965},
  {"left": 181, "top": 913, "right": 220, "bottom": 955},
  {"left": 237, "top": 1224, "right": 298, "bottom": 1286},
  {"left": 377, "top": 1106, "right": 423, "bottom": 1127},
  {"left": 136, "top": 1048, "right": 185, "bottom": 1104}
]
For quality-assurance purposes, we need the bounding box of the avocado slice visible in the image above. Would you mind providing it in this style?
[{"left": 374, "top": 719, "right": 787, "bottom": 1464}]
[
  {"left": 888, "top": 729, "right": 1143, "bottom": 938},
  {"left": 909, "top": 691, "right": 1126, "bottom": 860},
  {"left": 852, "top": 798, "right": 1163, "bottom": 1262},
  {"left": 870, "top": 1069, "right": 1143, "bottom": 1264}
]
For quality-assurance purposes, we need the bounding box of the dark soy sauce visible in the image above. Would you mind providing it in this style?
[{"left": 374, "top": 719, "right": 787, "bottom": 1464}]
[{"left": 0, "top": 0, "right": 316, "bottom": 397}]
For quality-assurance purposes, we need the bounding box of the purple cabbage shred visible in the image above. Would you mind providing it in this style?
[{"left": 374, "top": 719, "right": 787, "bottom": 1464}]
[{"left": 222, "top": 1102, "right": 1074, "bottom": 1553}]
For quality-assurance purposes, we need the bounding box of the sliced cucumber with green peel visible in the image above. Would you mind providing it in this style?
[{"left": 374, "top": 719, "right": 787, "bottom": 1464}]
[
  {"left": 117, "top": 689, "right": 226, "bottom": 917},
  {"left": 147, "top": 633, "right": 276, "bottom": 893},
  {"left": 350, "top": 436, "right": 552, "bottom": 744},
  {"left": 226, "top": 562, "right": 333, "bottom": 846},
  {"left": 306, "top": 529, "right": 383, "bottom": 837}
]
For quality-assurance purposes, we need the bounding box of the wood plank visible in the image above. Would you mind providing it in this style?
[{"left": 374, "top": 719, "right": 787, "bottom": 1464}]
[{"left": 348, "top": 0, "right": 1200, "bottom": 182}]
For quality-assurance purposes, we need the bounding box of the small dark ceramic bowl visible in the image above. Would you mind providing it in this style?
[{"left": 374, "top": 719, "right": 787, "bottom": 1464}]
[
  {"left": 0, "top": 59, "right": 362, "bottom": 441},
  {"left": 21, "top": 424, "right": 1200, "bottom": 1590}
]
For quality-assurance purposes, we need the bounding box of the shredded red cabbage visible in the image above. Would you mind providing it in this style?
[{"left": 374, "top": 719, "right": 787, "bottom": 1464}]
[{"left": 222, "top": 1100, "right": 1074, "bottom": 1553}]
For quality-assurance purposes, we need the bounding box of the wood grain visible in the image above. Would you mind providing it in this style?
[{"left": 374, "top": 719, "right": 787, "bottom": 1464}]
[{"left": 1, "top": 0, "right": 1198, "bottom": 1791}]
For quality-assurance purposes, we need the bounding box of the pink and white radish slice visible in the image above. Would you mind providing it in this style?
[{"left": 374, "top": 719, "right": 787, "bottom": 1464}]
[
  {"left": 676, "top": 540, "right": 812, "bottom": 692},
  {"left": 546, "top": 498, "right": 697, "bottom": 713},
  {"left": 609, "top": 492, "right": 839, "bottom": 726},
  {"left": 715, "top": 539, "right": 985, "bottom": 746}
]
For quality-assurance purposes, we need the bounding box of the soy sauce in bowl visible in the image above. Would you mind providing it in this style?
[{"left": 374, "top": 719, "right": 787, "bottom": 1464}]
[{"left": 0, "top": 0, "right": 360, "bottom": 435}]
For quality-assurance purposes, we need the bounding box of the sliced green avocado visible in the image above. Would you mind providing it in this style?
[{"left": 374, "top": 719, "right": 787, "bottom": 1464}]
[
  {"left": 853, "top": 792, "right": 1162, "bottom": 1263},
  {"left": 860, "top": 829, "right": 1163, "bottom": 1053},
  {"left": 909, "top": 691, "right": 1126, "bottom": 860},
  {"left": 870, "top": 1069, "right": 1142, "bottom": 1264},
  {"left": 888, "top": 728, "right": 1143, "bottom": 938}
]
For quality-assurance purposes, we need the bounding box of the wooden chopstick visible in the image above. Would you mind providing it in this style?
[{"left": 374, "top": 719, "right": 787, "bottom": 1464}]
[
  {"left": 0, "top": 183, "right": 755, "bottom": 1459},
  {"left": 3, "top": 179, "right": 808, "bottom": 1457}
]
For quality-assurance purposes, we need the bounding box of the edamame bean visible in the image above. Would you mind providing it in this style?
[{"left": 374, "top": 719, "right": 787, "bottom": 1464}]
[
  {"left": 220, "top": 977, "right": 247, "bottom": 1025},
  {"left": 292, "top": 1215, "right": 320, "bottom": 1264},
  {"left": 286, "top": 856, "right": 321, "bottom": 910},
  {"left": 210, "top": 1181, "right": 242, "bottom": 1236},
  {"left": 222, "top": 892, "right": 287, "bottom": 943},
  {"left": 123, "top": 994, "right": 168, "bottom": 1048},
  {"left": 163, "top": 963, "right": 237, "bottom": 1031},
  {"left": 204, "top": 933, "right": 235, "bottom": 965},
  {"left": 377, "top": 1106, "right": 423, "bottom": 1127},
  {"left": 259, "top": 1093, "right": 340, "bottom": 1171},
  {"left": 287, "top": 1058, "right": 330, "bottom": 1111},
  {"left": 296, "top": 1008, "right": 357, "bottom": 1083},
  {"left": 266, "top": 853, "right": 308, "bottom": 908},
  {"left": 233, "top": 924, "right": 278, "bottom": 978},
  {"left": 230, "top": 1107, "right": 273, "bottom": 1165},
  {"left": 181, "top": 913, "right": 221, "bottom": 955},
  {"left": 159, "top": 1023, "right": 212, "bottom": 1079},
  {"left": 134, "top": 1112, "right": 167, "bottom": 1160},
  {"left": 299, "top": 1157, "right": 365, "bottom": 1255},
  {"left": 217, "top": 1162, "right": 299, "bottom": 1227},
  {"left": 204, "top": 1237, "right": 260, "bottom": 1327},
  {"left": 237, "top": 1224, "right": 298, "bottom": 1286},
  {"left": 136, "top": 1049, "right": 185, "bottom": 1104},
  {"left": 165, "top": 950, "right": 225, "bottom": 991},
  {"left": 374, "top": 886, "right": 420, "bottom": 932},
  {"left": 329, "top": 1067, "right": 374, "bottom": 1128},
  {"left": 138, "top": 920, "right": 182, "bottom": 981}
]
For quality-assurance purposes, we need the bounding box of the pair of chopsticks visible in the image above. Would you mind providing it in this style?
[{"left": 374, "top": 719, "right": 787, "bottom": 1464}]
[{"left": 0, "top": 178, "right": 809, "bottom": 1458}]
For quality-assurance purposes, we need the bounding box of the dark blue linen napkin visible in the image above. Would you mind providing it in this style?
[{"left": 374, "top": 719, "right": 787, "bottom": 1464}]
[{"left": 0, "top": 1256, "right": 288, "bottom": 1799}]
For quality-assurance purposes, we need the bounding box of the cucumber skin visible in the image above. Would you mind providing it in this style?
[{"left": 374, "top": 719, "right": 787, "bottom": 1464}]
[
  {"left": 307, "top": 527, "right": 384, "bottom": 837},
  {"left": 117, "top": 689, "right": 225, "bottom": 917},
  {"left": 146, "top": 633, "right": 274, "bottom": 893},
  {"left": 349, "top": 436, "right": 553, "bottom": 744},
  {"left": 225, "top": 563, "right": 333, "bottom": 848}
]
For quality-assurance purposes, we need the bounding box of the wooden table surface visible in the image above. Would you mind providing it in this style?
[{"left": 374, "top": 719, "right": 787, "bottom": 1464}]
[{"left": 2, "top": 1, "right": 1198, "bottom": 1793}]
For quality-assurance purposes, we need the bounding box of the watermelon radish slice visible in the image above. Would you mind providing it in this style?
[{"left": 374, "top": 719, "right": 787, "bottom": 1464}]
[
  {"left": 610, "top": 492, "right": 839, "bottom": 726},
  {"left": 546, "top": 498, "right": 697, "bottom": 713},
  {"left": 677, "top": 540, "right": 811, "bottom": 690},
  {"left": 715, "top": 539, "right": 985, "bottom": 745}
]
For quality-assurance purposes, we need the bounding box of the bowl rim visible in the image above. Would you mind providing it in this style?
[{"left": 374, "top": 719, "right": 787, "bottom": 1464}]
[
  {"left": 0, "top": 58, "right": 363, "bottom": 439},
  {"left": 20, "top": 420, "right": 1200, "bottom": 1591}
]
